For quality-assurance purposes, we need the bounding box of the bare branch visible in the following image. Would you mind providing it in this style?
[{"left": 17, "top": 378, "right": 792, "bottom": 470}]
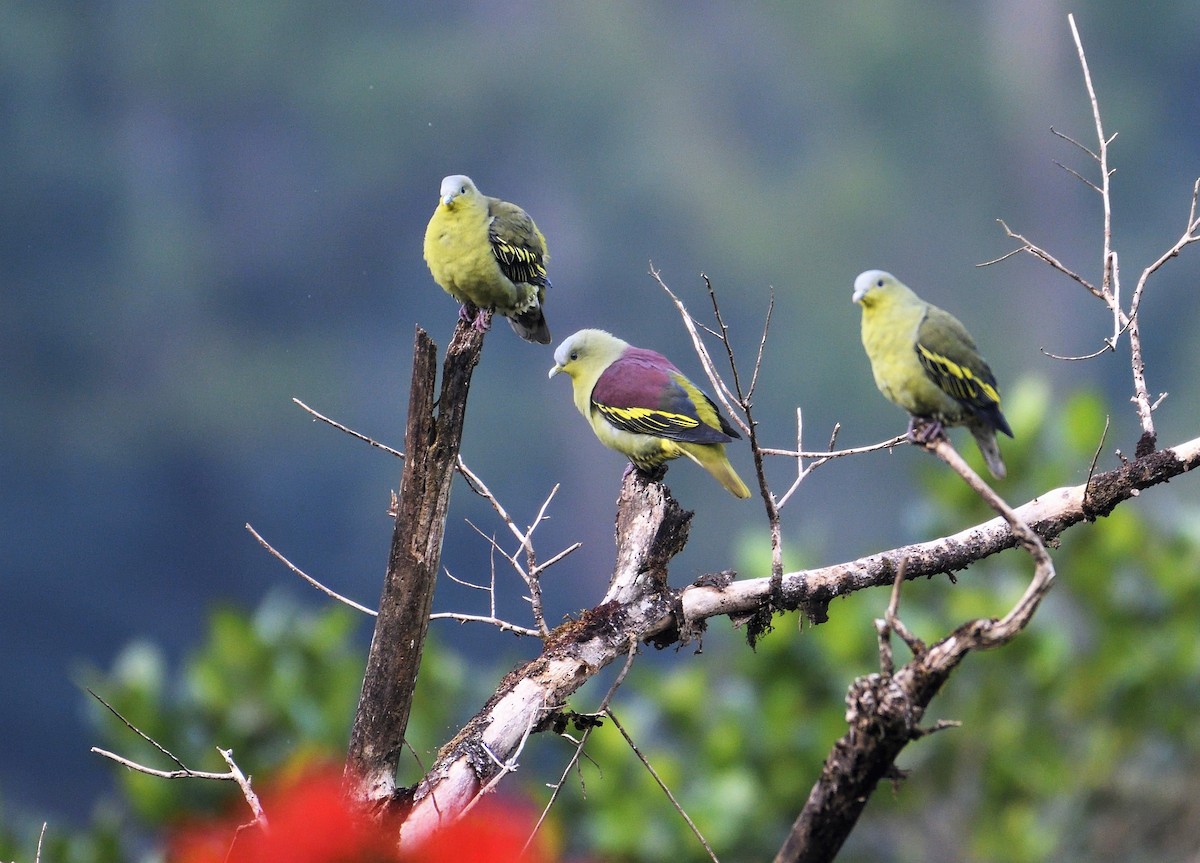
[
  {"left": 607, "top": 709, "right": 719, "bottom": 863},
  {"left": 400, "top": 471, "right": 691, "bottom": 849},
  {"left": 90, "top": 690, "right": 266, "bottom": 828},
  {"left": 346, "top": 322, "right": 484, "bottom": 805},
  {"left": 530, "top": 638, "right": 641, "bottom": 851},
  {"left": 1068, "top": 13, "right": 1115, "bottom": 297},
  {"left": 760, "top": 435, "right": 906, "bottom": 461},
  {"left": 1050, "top": 125, "right": 1100, "bottom": 163},
  {"left": 990, "top": 220, "right": 1103, "bottom": 299},
  {"left": 428, "top": 612, "right": 541, "bottom": 638},
  {"left": 681, "top": 435, "right": 1200, "bottom": 627},
  {"left": 776, "top": 432, "right": 1054, "bottom": 862},
  {"left": 245, "top": 523, "right": 377, "bottom": 616},
  {"left": 463, "top": 696, "right": 545, "bottom": 813},
  {"left": 293, "top": 397, "right": 404, "bottom": 459},
  {"left": 650, "top": 265, "right": 748, "bottom": 435},
  {"left": 1040, "top": 343, "right": 1115, "bottom": 361},
  {"left": 1132, "top": 201, "right": 1200, "bottom": 309},
  {"left": 219, "top": 748, "right": 268, "bottom": 829},
  {"left": 88, "top": 688, "right": 187, "bottom": 770},
  {"left": 1052, "top": 159, "right": 1102, "bottom": 194},
  {"left": 455, "top": 460, "right": 567, "bottom": 635},
  {"left": 91, "top": 747, "right": 225, "bottom": 780}
]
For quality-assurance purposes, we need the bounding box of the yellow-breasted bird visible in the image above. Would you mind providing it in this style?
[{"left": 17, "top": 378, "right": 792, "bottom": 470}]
[
  {"left": 549, "top": 329, "right": 751, "bottom": 498},
  {"left": 423, "top": 174, "right": 551, "bottom": 343},
  {"left": 853, "top": 270, "right": 1013, "bottom": 479}
]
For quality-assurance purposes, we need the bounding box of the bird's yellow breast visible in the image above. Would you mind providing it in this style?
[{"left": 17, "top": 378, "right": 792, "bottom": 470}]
[
  {"left": 423, "top": 204, "right": 513, "bottom": 308},
  {"left": 861, "top": 298, "right": 960, "bottom": 419}
]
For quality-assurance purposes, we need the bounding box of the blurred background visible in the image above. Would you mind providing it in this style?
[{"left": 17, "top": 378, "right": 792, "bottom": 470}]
[{"left": 3, "top": 2, "right": 1200, "bottom": 860}]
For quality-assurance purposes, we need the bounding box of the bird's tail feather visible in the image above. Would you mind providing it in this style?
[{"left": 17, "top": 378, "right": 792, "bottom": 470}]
[
  {"left": 969, "top": 424, "right": 1007, "bottom": 480},
  {"left": 683, "top": 445, "right": 752, "bottom": 499},
  {"left": 508, "top": 307, "right": 551, "bottom": 344}
]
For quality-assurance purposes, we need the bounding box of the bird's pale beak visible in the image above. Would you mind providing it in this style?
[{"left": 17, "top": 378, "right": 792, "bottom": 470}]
[
  {"left": 441, "top": 193, "right": 456, "bottom": 206},
  {"left": 548, "top": 364, "right": 563, "bottom": 380}
]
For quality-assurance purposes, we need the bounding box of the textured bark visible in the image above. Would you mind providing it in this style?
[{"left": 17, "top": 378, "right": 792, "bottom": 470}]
[
  {"left": 775, "top": 661, "right": 956, "bottom": 863},
  {"left": 344, "top": 322, "right": 483, "bottom": 806},
  {"left": 397, "top": 471, "right": 692, "bottom": 846},
  {"left": 678, "top": 436, "right": 1200, "bottom": 627}
]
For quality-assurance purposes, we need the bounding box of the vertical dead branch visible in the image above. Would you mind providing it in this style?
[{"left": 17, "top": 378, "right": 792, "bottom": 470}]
[{"left": 344, "top": 321, "right": 484, "bottom": 806}]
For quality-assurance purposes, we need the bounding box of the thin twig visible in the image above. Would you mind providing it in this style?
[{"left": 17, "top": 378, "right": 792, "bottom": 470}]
[
  {"left": 923, "top": 436, "right": 1056, "bottom": 640},
  {"left": 245, "top": 523, "right": 377, "bottom": 616},
  {"left": 428, "top": 612, "right": 541, "bottom": 638},
  {"left": 455, "top": 460, "right": 566, "bottom": 635},
  {"left": 653, "top": 267, "right": 788, "bottom": 596},
  {"left": 1040, "top": 343, "right": 1115, "bottom": 361},
  {"left": 759, "top": 435, "right": 906, "bottom": 460},
  {"left": 650, "top": 265, "right": 747, "bottom": 434},
  {"left": 90, "top": 691, "right": 265, "bottom": 826},
  {"left": 90, "top": 747, "right": 237, "bottom": 781},
  {"left": 219, "top": 748, "right": 268, "bottom": 828},
  {"left": 529, "top": 638, "right": 641, "bottom": 851},
  {"left": 607, "top": 709, "right": 720, "bottom": 863},
  {"left": 89, "top": 688, "right": 187, "bottom": 770},
  {"left": 293, "top": 397, "right": 404, "bottom": 459},
  {"left": 1082, "top": 415, "right": 1111, "bottom": 513},
  {"left": 1068, "top": 14, "right": 1115, "bottom": 300},
  {"left": 990, "top": 220, "right": 1103, "bottom": 299}
]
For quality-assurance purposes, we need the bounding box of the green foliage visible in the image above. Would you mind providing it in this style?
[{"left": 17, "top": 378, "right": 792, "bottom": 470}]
[
  {"left": 10, "top": 594, "right": 468, "bottom": 861},
  {"left": 85, "top": 594, "right": 368, "bottom": 825}
]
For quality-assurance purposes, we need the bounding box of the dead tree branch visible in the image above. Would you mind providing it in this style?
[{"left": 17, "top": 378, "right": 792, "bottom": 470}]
[
  {"left": 89, "top": 689, "right": 266, "bottom": 828},
  {"left": 983, "top": 14, "right": 1200, "bottom": 456},
  {"left": 398, "top": 470, "right": 691, "bottom": 848},
  {"left": 774, "top": 435, "right": 1055, "bottom": 863},
  {"left": 344, "top": 321, "right": 484, "bottom": 808}
]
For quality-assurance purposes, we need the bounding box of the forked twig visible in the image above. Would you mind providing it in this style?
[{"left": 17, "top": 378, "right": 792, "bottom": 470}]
[
  {"left": 980, "top": 15, "right": 1199, "bottom": 455},
  {"left": 89, "top": 689, "right": 266, "bottom": 826}
]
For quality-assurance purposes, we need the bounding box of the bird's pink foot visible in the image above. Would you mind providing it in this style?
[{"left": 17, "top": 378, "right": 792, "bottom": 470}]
[
  {"left": 472, "top": 308, "right": 494, "bottom": 333},
  {"left": 908, "top": 417, "right": 944, "bottom": 444}
]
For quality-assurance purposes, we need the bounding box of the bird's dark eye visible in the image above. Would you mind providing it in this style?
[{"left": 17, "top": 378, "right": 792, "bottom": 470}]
[
  {"left": 460, "top": 185, "right": 468, "bottom": 195},
  {"left": 570, "top": 351, "right": 579, "bottom": 361},
  {"left": 876, "top": 278, "right": 884, "bottom": 287}
]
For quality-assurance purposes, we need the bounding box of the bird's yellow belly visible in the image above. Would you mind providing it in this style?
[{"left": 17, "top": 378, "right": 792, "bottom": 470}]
[
  {"left": 589, "top": 407, "right": 679, "bottom": 469},
  {"left": 864, "top": 320, "right": 962, "bottom": 422},
  {"left": 424, "top": 211, "right": 535, "bottom": 314}
]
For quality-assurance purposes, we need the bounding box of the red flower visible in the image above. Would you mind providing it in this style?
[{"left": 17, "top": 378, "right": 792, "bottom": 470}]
[
  {"left": 408, "top": 799, "right": 551, "bottom": 863},
  {"left": 170, "top": 768, "right": 556, "bottom": 863}
]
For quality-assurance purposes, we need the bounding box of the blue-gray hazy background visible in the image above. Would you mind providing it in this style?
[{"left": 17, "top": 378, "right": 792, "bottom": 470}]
[{"left": 3, "top": 0, "right": 1199, "bottom": 827}]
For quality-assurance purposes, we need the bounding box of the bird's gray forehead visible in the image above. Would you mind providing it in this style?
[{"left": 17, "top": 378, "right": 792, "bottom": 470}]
[{"left": 439, "top": 174, "right": 474, "bottom": 194}]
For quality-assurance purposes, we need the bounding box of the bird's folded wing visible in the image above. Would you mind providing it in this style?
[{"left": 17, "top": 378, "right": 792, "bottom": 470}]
[
  {"left": 487, "top": 200, "right": 548, "bottom": 287},
  {"left": 592, "top": 356, "right": 732, "bottom": 444},
  {"left": 915, "top": 309, "right": 1001, "bottom": 409}
]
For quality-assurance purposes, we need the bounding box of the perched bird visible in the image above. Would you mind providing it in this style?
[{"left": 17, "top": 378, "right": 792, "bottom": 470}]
[
  {"left": 423, "top": 175, "right": 551, "bottom": 343},
  {"left": 549, "top": 329, "right": 751, "bottom": 499},
  {"left": 853, "top": 269, "right": 1013, "bottom": 479}
]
